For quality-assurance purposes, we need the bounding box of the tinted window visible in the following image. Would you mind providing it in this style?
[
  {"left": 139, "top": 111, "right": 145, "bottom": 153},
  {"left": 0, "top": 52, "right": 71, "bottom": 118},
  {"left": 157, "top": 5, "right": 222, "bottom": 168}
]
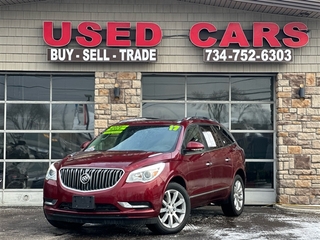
[
  {"left": 199, "top": 125, "right": 220, "bottom": 149},
  {"left": 7, "top": 75, "right": 50, "bottom": 101},
  {"left": 6, "top": 104, "right": 49, "bottom": 130},
  {"left": 187, "top": 76, "right": 229, "bottom": 100},
  {"left": 142, "top": 76, "right": 185, "bottom": 100},
  {"left": 231, "top": 77, "right": 273, "bottom": 101},
  {"left": 182, "top": 125, "right": 205, "bottom": 149},
  {"left": 0, "top": 75, "right": 4, "bottom": 100},
  {"left": 212, "top": 125, "right": 234, "bottom": 147},
  {"left": 52, "top": 75, "right": 94, "bottom": 101}
]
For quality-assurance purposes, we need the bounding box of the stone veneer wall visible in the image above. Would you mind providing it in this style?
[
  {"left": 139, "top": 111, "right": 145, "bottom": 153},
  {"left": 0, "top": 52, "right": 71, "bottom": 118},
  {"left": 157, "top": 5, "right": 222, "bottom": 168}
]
[
  {"left": 94, "top": 72, "right": 141, "bottom": 136},
  {"left": 277, "top": 72, "right": 320, "bottom": 205}
]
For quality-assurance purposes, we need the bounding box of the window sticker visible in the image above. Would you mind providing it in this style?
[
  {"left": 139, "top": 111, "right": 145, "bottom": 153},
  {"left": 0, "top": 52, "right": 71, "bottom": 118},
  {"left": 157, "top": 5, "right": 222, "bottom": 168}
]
[
  {"left": 169, "top": 125, "right": 180, "bottom": 131},
  {"left": 103, "top": 125, "right": 129, "bottom": 134},
  {"left": 203, "top": 131, "right": 217, "bottom": 147}
]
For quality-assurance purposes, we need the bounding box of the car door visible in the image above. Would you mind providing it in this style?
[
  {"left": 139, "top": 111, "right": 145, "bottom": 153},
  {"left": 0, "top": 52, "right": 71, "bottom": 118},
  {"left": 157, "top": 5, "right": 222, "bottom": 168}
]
[
  {"left": 198, "top": 125, "right": 227, "bottom": 196},
  {"left": 182, "top": 125, "right": 213, "bottom": 204},
  {"left": 211, "top": 125, "right": 235, "bottom": 188}
]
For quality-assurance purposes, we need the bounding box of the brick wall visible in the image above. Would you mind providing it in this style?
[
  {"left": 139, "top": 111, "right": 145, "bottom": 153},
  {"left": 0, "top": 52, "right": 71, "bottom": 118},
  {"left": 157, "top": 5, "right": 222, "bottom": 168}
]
[
  {"left": 277, "top": 72, "right": 320, "bottom": 205},
  {"left": 94, "top": 71, "right": 141, "bottom": 136}
]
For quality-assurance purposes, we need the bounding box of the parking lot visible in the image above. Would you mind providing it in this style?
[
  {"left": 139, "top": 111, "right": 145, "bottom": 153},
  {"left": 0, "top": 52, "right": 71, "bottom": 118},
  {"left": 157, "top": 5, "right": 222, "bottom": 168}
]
[{"left": 1, "top": 205, "right": 320, "bottom": 240}]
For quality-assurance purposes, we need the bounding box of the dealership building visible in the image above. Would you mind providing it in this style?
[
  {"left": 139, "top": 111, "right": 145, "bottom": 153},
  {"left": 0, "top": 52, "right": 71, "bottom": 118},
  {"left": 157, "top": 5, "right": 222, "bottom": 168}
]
[{"left": 0, "top": 0, "right": 320, "bottom": 206}]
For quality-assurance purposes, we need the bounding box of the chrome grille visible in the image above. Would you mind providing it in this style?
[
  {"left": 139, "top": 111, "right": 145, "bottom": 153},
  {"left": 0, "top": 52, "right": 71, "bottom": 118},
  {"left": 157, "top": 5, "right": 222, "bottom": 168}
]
[{"left": 59, "top": 168, "right": 124, "bottom": 191}]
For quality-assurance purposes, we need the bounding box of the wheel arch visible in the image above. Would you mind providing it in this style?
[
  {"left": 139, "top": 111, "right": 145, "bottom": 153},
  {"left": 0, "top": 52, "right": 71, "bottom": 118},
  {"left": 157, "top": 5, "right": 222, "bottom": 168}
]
[{"left": 235, "top": 168, "right": 246, "bottom": 185}]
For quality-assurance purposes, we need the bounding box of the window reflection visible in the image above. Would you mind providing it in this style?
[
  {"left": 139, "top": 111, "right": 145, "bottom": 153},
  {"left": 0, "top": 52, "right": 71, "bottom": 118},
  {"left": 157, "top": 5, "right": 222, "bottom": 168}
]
[
  {"left": 0, "top": 162, "right": 3, "bottom": 189},
  {"left": 52, "top": 103, "right": 94, "bottom": 130},
  {"left": 233, "top": 133, "right": 273, "bottom": 159},
  {"left": 0, "top": 104, "right": 3, "bottom": 130},
  {"left": 52, "top": 75, "right": 94, "bottom": 101},
  {"left": 5, "top": 162, "right": 48, "bottom": 189},
  {"left": 187, "top": 76, "right": 229, "bottom": 100},
  {"left": 7, "top": 75, "right": 50, "bottom": 101},
  {"left": 231, "top": 104, "right": 273, "bottom": 130},
  {"left": 51, "top": 133, "right": 93, "bottom": 159},
  {"left": 142, "top": 103, "right": 185, "bottom": 119},
  {"left": 245, "top": 162, "right": 274, "bottom": 189},
  {"left": 0, "top": 75, "right": 4, "bottom": 100},
  {"left": 142, "top": 76, "right": 185, "bottom": 100},
  {"left": 6, "top": 104, "right": 49, "bottom": 130},
  {"left": 231, "top": 77, "right": 273, "bottom": 101},
  {"left": 6, "top": 133, "right": 49, "bottom": 159},
  {"left": 187, "top": 103, "right": 229, "bottom": 127},
  {"left": 0, "top": 133, "right": 3, "bottom": 159}
]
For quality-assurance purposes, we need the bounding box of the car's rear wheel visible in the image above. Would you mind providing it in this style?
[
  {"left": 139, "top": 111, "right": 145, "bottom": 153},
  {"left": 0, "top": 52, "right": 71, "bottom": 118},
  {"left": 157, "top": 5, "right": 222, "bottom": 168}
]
[
  {"left": 221, "top": 174, "right": 244, "bottom": 216},
  {"left": 147, "top": 182, "right": 191, "bottom": 234},
  {"left": 46, "top": 219, "right": 84, "bottom": 229}
]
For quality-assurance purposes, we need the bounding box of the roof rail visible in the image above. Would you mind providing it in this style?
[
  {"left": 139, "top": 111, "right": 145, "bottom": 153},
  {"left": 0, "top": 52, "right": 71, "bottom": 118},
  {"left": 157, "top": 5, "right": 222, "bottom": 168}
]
[
  {"left": 184, "top": 116, "right": 215, "bottom": 121},
  {"left": 119, "top": 117, "right": 159, "bottom": 123}
]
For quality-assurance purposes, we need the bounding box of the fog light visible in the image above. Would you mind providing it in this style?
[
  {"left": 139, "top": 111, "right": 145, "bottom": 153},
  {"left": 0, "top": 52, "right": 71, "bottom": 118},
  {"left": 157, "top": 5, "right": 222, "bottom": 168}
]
[
  {"left": 118, "top": 201, "right": 151, "bottom": 209},
  {"left": 44, "top": 198, "right": 58, "bottom": 206}
]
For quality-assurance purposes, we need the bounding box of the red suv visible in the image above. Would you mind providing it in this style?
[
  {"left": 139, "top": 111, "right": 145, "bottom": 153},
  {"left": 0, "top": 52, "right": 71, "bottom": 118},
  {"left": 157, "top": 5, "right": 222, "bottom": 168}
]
[{"left": 43, "top": 117, "right": 246, "bottom": 234}]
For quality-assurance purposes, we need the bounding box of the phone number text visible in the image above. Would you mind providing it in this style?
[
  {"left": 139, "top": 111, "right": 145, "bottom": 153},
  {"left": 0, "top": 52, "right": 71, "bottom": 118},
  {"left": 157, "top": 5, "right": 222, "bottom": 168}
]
[{"left": 203, "top": 49, "right": 293, "bottom": 62}]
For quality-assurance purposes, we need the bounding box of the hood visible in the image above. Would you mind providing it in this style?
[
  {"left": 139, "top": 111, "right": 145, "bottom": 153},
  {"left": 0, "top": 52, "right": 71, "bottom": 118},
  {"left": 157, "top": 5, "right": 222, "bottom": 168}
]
[{"left": 60, "top": 150, "right": 169, "bottom": 170}]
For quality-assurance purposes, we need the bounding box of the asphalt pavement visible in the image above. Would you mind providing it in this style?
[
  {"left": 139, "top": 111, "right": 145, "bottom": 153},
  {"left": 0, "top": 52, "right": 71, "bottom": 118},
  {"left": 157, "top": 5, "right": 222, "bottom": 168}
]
[{"left": 0, "top": 205, "right": 320, "bottom": 240}]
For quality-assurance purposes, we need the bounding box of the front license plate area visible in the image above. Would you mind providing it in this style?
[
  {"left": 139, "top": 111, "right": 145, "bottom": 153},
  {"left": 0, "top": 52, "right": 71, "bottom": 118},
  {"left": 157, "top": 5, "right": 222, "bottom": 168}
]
[{"left": 72, "top": 196, "right": 95, "bottom": 210}]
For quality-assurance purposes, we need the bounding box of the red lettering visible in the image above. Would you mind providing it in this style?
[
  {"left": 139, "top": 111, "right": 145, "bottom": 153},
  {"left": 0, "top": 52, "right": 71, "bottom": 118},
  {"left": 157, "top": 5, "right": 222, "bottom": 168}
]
[
  {"left": 189, "top": 22, "right": 217, "bottom": 48},
  {"left": 283, "top": 22, "right": 309, "bottom": 48},
  {"left": 136, "top": 22, "right": 162, "bottom": 47},
  {"left": 219, "top": 22, "right": 250, "bottom": 47},
  {"left": 43, "top": 21, "right": 71, "bottom": 47},
  {"left": 253, "top": 22, "right": 281, "bottom": 47},
  {"left": 106, "top": 22, "right": 131, "bottom": 47},
  {"left": 76, "top": 22, "right": 102, "bottom": 47}
]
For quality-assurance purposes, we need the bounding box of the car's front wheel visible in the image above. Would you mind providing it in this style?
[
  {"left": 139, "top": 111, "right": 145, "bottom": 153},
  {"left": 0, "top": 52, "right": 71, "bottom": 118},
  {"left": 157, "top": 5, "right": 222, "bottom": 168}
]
[
  {"left": 221, "top": 174, "right": 245, "bottom": 216},
  {"left": 147, "top": 182, "right": 191, "bottom": 234}
]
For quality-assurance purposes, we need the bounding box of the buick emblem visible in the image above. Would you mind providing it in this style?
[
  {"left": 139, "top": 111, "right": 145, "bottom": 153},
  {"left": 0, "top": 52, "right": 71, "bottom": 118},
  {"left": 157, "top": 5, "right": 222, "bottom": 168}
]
[{"left": 80, "top": 173, "right": 91, "bottom": 184}]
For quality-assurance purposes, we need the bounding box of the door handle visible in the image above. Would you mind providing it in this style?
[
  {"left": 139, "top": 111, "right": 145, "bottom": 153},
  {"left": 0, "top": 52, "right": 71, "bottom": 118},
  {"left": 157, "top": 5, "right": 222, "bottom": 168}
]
[{"left": 206, "top": 162, "right": 212, "bottom": 166}]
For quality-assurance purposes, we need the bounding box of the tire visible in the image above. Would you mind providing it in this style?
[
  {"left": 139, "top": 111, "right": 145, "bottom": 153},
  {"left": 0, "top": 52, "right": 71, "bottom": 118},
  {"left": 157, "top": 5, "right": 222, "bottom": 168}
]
[
  {"left": 46, "top": 219, "right": 83, "bottom": 229},
  {"left": 221, "top": 175, "right": 245, "bottom": 217},
  {"left": 147, "top": 182, "right": 191, "bottom": 235}
]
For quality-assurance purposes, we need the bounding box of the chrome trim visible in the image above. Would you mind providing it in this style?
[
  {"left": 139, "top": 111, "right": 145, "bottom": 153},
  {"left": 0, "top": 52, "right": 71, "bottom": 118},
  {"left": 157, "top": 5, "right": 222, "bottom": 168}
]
[
  {"left": 190, "top": 187, "right": 229, "bottom": 199},
  {"left": 59, "top": 167, "right": 124, "bottom": 192},
  {"left": 118, "top": 202, "right": 150, "bottom": 209}
]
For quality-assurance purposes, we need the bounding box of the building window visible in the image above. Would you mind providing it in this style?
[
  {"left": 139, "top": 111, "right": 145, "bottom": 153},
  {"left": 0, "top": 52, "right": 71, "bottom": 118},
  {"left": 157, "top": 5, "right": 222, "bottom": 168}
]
[
  {"left": 142, "top": 74, "right": 275, "bottom": 189},
  {"left": 0, "top": 73, "right": 94, "bottom": 189}
]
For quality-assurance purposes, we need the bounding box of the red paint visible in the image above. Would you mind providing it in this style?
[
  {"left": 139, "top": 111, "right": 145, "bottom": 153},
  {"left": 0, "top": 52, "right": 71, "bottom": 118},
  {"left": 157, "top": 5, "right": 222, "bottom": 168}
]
[
  {"left": 189, "top": 22, "right": 217, "bottom": 47},
  {"left": 220, "top": 22, "right": 250, "bottom": 47},
  {"left": 43, "top": 21, "right": 309, "bottom": 49},
  {"left": 76, "top": 22, "right": 102, "bottom": 47},
  {"left": 189, "top": 22, "right": 309, "bottom": 48},
  {"left": 43, "top": 21, "right": 162, "bottom": 47},
  {"left": 282, "top": 22, "right": 309, "bottom": 48}
]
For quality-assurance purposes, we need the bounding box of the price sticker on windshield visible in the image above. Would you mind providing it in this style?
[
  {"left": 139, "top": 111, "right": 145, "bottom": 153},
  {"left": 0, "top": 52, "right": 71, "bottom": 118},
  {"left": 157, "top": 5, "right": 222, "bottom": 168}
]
[
  {"left": 169, "top": 125, "right": 180, "bottom": 131},
  {"left": 104, "top": 125, "right": 129, "bottom": 134}
]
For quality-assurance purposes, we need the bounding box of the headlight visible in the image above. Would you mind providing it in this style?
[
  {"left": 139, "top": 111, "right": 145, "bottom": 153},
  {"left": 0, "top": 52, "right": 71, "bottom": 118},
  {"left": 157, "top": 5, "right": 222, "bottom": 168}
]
[
  {"left": 126, "top": 162, "right": 165, "bottom": 183},
  {"left": 45, "top": 163, "right": 57, "bottom": 181}
]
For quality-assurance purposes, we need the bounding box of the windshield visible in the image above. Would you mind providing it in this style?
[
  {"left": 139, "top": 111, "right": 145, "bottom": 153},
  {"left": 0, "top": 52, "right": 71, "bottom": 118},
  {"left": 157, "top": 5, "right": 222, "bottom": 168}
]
[{"left": 85, "top": 124, "right": 181, "bottom": 152}]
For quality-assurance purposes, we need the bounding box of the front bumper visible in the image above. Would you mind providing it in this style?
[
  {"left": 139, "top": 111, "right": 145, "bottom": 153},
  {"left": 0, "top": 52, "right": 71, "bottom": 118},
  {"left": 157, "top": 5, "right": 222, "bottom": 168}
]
[{"left": 43, "top": 175, "right": 166, "bottom": 224}]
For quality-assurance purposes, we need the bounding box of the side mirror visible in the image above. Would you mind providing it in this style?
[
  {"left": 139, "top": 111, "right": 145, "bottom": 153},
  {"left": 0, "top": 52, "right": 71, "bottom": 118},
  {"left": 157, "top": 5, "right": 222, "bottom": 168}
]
[
  {"left": 186, "top": 141, "right": 205, "bottom": 151},
  {"left": 80, "top": 141, "right": 90, "bottom": 150}
]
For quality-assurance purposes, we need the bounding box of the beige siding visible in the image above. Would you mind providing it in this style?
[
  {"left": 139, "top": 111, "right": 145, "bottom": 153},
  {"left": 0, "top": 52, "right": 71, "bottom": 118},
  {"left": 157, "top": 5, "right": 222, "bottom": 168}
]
[{"left": 0, "top": 0, "right": 319, "bottom": 73}]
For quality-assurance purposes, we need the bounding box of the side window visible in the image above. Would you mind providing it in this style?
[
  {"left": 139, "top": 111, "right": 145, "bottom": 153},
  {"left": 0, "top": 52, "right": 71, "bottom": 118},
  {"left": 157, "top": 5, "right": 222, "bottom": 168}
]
[
  {"left": 182, "top": 125, "right": 205, "bottom": 149},
  {"left": 199, "top": 125, "right": 220, "bottom": 149},
  {"left": 212, "top": 125, "right": 234, "bottom": 147}
]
